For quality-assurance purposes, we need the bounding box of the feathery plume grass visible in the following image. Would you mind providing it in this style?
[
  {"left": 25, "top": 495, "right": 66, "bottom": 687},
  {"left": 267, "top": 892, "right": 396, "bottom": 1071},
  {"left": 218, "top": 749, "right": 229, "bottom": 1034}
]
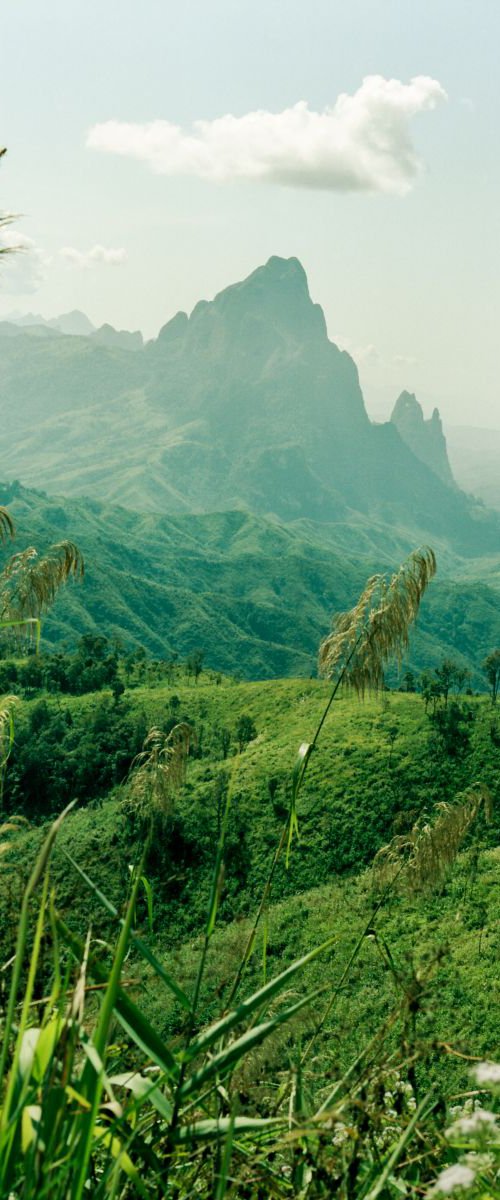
[
  {"left": 0, "top": 507, "right": 15, "bottom": 541},
  {"left": 125, "top": 723, "right": 193, "bottom": 820},
  {"left": 0, "top": 694, "right": 19, "bottom": 803},
  {"left": 372, "top": 784, "right": 492, "bottom": 895},
  {"left": 0, "top": 212, "right": 21, "bottom": 258},
  {"left": 0, "top": 540, "right": 84, "bottom": 623},
  {"left": 319, "top": 546, "right": 436, "bottom": 693},
  {"left": 286, "top": 548, "right": 436, "bottom": 862}
]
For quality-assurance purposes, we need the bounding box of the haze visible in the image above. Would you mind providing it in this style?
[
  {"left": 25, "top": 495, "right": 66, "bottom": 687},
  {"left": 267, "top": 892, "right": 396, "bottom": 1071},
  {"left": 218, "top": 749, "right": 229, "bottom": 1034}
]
[{"left": 1, "top": 0, "right": 499, "bottom": 428}]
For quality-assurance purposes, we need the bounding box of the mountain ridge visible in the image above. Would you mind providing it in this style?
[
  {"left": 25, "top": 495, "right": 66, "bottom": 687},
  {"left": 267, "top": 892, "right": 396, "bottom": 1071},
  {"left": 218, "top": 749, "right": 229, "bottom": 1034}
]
[
  {"left": 0, "top": 479, "right": 498, "bottom": 684},
  {"left": 0, "top": 255, "right": 497, "bottom": 558}
]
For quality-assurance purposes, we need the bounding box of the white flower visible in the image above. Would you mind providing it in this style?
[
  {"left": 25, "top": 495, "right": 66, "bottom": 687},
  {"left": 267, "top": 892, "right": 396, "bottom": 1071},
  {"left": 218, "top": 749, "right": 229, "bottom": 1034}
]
[
  {"left": 446, "top": 1108, "right": 498, "bottom": 1139},
  {"left": 332, "top": 1121, "right": 350, "bottom": 1146},
  {"left": 429, "top": 1163, "right": 476, "bottom": 1194},
  {"left": 473, "top": 1061, "right": 500, "bottom": 1088},
  {"left": 464, "top": 1151, "right": 494, "bottom": 1171}
]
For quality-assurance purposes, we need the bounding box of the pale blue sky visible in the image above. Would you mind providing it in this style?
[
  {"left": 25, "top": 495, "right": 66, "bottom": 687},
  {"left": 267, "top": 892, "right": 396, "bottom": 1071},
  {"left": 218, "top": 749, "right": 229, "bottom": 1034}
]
[{"left": 1, "top": 0, "right": 499, "bottom": 426}]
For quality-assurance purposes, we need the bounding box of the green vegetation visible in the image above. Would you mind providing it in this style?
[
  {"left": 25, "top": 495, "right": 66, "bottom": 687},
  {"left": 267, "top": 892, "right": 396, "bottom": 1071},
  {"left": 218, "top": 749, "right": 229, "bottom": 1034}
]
[
  {"left": 0, "top": 568, "right": 496, "bottom": 1190},
  {"left": 1, "top": 543, "right": 500, "bottom": 1196},
  {"left": 1, "top": 480, "right": 500, "bottom": 685},
  {"left": 1, "top": 241, "right": 500, "bottom": 1192},
  {"left": 3, "top": 672, "right": 500, "bottom": 938}
]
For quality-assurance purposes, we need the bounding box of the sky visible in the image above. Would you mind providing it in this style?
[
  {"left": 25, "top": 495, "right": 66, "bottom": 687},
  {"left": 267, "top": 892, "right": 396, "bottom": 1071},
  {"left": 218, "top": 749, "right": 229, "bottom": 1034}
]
[{"left": 1, "top": 0, "right": 499, "bottom": 428}]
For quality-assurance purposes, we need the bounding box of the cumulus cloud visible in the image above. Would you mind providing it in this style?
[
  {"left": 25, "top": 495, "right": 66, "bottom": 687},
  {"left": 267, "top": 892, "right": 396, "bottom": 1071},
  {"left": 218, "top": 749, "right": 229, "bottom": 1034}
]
[
  {"left": 87, "top": 75, "right": 447, "bottom": 194},
  {"left": 60, "top": 244, "right": 127, "bottom": 269},
  {"left": 0, "top": 228, "right": 50, "bottom": 295}
]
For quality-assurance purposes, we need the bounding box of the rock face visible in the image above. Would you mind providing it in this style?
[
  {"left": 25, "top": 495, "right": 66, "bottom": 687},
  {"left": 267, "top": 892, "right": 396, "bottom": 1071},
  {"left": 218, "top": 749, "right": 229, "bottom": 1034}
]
[{"left": 391, "top": 391, "right": 456, "bottom": 488}]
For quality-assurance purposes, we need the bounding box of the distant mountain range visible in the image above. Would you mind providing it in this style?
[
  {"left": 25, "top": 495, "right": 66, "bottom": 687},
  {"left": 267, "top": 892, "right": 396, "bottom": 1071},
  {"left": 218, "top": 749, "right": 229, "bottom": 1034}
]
[
  {"left": 0, "top": 256, "right": 498, "bottom": 680},
  {"left": 0, "top": 256, "right": 497, "bottom": 558},
  {"left": 1, "top": 309, "right": 143, "bottom": 349}
]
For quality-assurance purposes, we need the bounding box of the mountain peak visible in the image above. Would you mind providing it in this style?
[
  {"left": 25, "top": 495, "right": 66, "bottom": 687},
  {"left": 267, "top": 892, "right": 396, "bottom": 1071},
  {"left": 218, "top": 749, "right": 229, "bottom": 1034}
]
[
  {"left": 193, "top": 254, "right": 328, "bottom": 349},
  {"left": 228, "top": 254, "right": 310, "bottom": 302},
  {"left": 260, "top": 254, "right": 308, "bottom": 282},
  {"left": 392, "top": 390, "right": 423, "bottom": 422},
  {"left": 391, "top": 390, "right": 455, "bottom": 488}
]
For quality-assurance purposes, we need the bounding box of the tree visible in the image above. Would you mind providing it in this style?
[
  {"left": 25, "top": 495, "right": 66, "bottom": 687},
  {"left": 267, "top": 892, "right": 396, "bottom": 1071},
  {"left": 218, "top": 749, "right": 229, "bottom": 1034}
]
[
  {"left": 419, "top": 669, "right": 441, "bottom": 714},
  {"left": 236, "top": 714, "right": 257, "bottom": 752},
  {"left": 402, "top": 669, "right": 416, "bottom": 693},
  {"left": 434, "top": 659, "right": 459, "bottom": 709},
  {"left": 216, "top": 725, "right": 231, "bottom": 760},
  {"left": 483, "top": 649, "right": 500, "bottom": 705},
  {"left": 186, "top": 649, "right": 204, "bottom": 684}
]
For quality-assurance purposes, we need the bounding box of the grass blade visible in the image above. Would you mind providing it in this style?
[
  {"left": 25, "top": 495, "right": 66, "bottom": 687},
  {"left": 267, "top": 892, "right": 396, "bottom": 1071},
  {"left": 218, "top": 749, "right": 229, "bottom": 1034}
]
[
  {"left": 62, "top": 848, "right": 191, "bottom": 1011},
  {"left": 180, "top": 987, "right": 326, "bottom": 1102},
  {"left": 186, "top": 936, "right": 336, "bottom": 1063}
]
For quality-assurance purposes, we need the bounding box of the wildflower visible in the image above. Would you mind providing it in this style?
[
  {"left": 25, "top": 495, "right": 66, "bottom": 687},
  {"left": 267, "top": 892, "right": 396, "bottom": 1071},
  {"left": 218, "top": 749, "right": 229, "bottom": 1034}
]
[
  {"left": 332, "top": 1122, "right": 350, "bottom": 1146},
  {"left": 473, "top": 1061, "right": 500, "bottom": 1088},
  {"left": 463, "top": 1150, "right": 494, "bottom": 1172},
  {"left": 429, "top": 1163, "right": 476, "bottom": 1194},
  {"left": 446, "top": 1108, "right": 498, "bottom": 1139}
]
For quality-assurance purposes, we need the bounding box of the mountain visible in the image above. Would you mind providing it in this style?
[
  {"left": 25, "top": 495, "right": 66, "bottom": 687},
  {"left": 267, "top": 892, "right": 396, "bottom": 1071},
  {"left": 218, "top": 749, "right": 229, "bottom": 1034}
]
[
  {"left": 447, "top": 425, "right": 500, "bottom": 510},
  {"left": 390, "top": 391, "right": 456, "bottom": 487},
  {"left": 0, "top": 480, "right": 498, "bottom": 683},
  {"left": 0, "top": 256, "right": 497, "bottom": 556},
  {"left": 4, "top": 309, "right": 96, "bottom": 335},
  {"left": 91, "top": 323, "right": 143, "bottom": 352},
  {"left": 0, "top": 320, "right": 62, "bottom": 340},
  {"left": 50, "top": 310, "right": 96, "bottom": 336}
]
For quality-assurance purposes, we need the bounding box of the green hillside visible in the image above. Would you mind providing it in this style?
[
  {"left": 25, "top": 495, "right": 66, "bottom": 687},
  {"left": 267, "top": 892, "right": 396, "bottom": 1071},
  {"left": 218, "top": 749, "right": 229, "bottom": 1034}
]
[
  {"left": 1, "top": 480, "right": 500, "bottom": 683},
  {"left": 3, "top": 677, "right": 500, "bottom": 939},
  {"left": 2, "top": 676, "right": 499, "bottom": 1093},
  {"left": 2, "top": 662, "right": 500, "bottom": 1195}
]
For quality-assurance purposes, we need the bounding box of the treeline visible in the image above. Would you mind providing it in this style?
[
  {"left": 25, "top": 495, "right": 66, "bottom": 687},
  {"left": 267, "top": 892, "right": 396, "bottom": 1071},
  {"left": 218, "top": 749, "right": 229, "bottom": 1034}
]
[
  {"left": 1, "top": 687, "right": 257, "bottom": 820},
  {"left": 0, "top": 635, "right": 214, "bottom": 700},
  {"left": 1, "top": 635, "right": 500, "bottom": 704}
]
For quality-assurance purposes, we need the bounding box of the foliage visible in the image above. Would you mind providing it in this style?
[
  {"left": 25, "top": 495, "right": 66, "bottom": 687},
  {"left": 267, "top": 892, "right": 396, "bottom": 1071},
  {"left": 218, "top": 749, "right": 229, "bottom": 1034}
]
[
  {"left": 1, "top": 544, "right": 500, "bottom": 1194},
  {"left": 235, "top": 712, "right": 257, "bottom": 752},
  {"left": 1, "top": 481, "right": 500, "bottom": 682},
  {"left": 482, "top": 647, "right": 500, "bottom": 704}
]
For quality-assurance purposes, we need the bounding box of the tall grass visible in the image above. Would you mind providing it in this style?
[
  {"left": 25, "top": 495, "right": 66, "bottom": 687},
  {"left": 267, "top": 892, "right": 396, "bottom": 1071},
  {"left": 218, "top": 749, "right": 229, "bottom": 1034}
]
[{"left": 1, "top": 544, "right": 497, "bottom": 1196}]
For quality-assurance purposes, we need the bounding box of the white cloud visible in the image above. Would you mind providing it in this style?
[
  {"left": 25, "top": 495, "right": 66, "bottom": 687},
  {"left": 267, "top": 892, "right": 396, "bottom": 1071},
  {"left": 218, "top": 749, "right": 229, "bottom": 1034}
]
[
  {"left": 60, "top": 244, "right": 127, "bottom": 269},
  {"left": 87, "top": 75, "right": 447, "bottom": 195},
  {"left": 332, "top": 334, "right": 418, "bottom": 373},
  {"left": 354, "top": 343, "right": 381, "bottom": 365},
  {"left": 393, "top": 353, "right": 419, "bottom": 367},
  {"left": 0, "top": 228, "right": 50, "bottom": 295},
  {"left": 331, "top": 333, "right": 381, "bottom": 364}
]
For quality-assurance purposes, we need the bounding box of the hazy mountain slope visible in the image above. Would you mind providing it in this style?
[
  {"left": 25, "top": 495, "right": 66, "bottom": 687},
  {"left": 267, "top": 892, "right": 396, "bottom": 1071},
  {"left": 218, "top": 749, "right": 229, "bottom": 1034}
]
[
  {"left": 0, "top": 256, "right": 497, "bottom": 554},
  {"left": 447, "top": 425, "right": 500, "bottom": 510},
  {"left": 0, "top": 481, "right": 499, "bottom": 683}
]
